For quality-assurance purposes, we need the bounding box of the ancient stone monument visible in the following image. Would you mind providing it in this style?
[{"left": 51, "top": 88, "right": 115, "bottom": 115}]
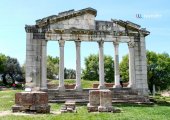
[{"left": 24, "top": 8, "right": 150, "bottom": 102}]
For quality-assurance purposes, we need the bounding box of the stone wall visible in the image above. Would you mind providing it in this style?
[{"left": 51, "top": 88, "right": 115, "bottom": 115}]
[{"left": 134, "top": 35, "right": 148, "bottom": 95}]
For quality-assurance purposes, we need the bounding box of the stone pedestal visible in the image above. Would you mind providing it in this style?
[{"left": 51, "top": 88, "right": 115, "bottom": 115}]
[
  {"left": 12, "top": 91, "right": 50, "bottom": 113},
  {"left": 98, "top": 90, "right": 113, "bottom": 112},
  {"left": 87, "top": 90, "right": 100, "bottom": 112},
  {"left": 60, "top": 101, "right": 77, "bottom": 113},
  {"left": 87, "top": 89, "right": 114, "bottom": 112}
]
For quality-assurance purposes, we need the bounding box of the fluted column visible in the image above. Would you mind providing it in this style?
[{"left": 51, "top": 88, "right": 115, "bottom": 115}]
[
  {"left": 41, "top": 40, "right": 47, "bottom": 90},
  {"left": 75, "top": 41, "right": 82, "bottom": 91},
  {"left": 113, "top": 42, "right": 121, "bottom": 88},
  {"left": 98, "top": 41, "right": 105, "bottom": 89},
  {"left": 128, "top": 41, "right": 136, "bottom": 88},
  {"left": 58, "top": 40, "right": 65, "bottom": 91}
]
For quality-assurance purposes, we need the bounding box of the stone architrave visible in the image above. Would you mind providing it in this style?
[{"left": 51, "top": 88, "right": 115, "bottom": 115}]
[
  {"left": 58, "top": 40, "right": 65, "bottom": 91},
  {"left": 127, "top": 40, "right": 136, "bottom": 88},
  {"left": 98, "top": 41, "right": 105, "bottom": 89},
  {"left": 74, "top": 41, "right": 82, "bottom": 91},
  {"left": 113, "top": 41, "right": 121, "bottom": 88}
]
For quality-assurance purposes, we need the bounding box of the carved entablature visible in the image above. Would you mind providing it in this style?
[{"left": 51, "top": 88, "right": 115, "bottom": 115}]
[
  {"left": 26, "top": 8, "right": 150, "bottom": 41},
  {"left": 95, "top": 21, "right": 113, "bottom": 31},
  {"left": 33, "top": 33, "right": 45, "bottom": 39},
  {"left": 25, "top": 25, "right": 39, "bottom": 33},
  {"left": 128, "top": 41, "right": 136, "bottom": 48},
  {"left": 36, "top": 7, "right": 97, "bottom": 28}
]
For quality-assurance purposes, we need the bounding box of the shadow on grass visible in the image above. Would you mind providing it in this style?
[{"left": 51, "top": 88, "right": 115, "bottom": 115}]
[
  {"left": 113, "top": 103, "right": 154, "bottom": 108},
  {"left": 112, "top": 98, "right": 170, "bottom": 107}
]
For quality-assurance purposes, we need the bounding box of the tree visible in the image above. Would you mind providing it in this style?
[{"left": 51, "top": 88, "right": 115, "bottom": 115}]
[
  {"left": 82, "top": 54, "right": 114, "bottom": 82},
  {"left": 0, "top": 53, "right": 7, "bottom": 73},
  {"left": 47, "top": 56, "right": 59, "bottom": 79},
  {"left": 119, "top": 55, "right": 129, "bottom": 82},
  {"left": 119, "top": 51, "right": 170, "bottom": 91},
  {"left": 82, "top": 54, "right": 99, "bottom": 81},
  {"left": 147, "top": 51, "right": 170, "bottom": 91},
  {"left": 2, "top": 56, "right": 23, "bottom": 85},
  {"left": 64, "top": 68, "right": 76, "bottom": 79}
]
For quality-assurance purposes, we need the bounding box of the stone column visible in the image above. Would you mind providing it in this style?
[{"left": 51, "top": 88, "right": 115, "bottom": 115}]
[
  {"left": 98, "top": 41, "right": 105, "bottom": 89},
  {"left": 127, "top": 41, "right": 136, "bottom": 88},
  {"left": 58, "top": 40, "right": 65, "bottom": 91},
  {"left": 25, "top": 32, "right": 34, "bottom": 88},
  {"left": 75, "top": 41, "right": 82, "bottom": 91},
  {"left": 113, "top": 42, "right": 121, "bottom": 88},
  {"left": 41, "top": 40, "right": 47, "bottom": 90}
]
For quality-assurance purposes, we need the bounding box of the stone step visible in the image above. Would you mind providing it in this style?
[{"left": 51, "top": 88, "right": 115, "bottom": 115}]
[
  {"left": 48, "top": 88, "right": 150, "bottom": 104},
  {"left": 49, "top": 99, "right": 153, "bottom": 105}
]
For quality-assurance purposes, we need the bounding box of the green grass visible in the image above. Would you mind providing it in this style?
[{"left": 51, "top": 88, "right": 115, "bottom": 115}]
[
  {"left": 0, "top": 90, "right": 22, "bottom": 111},
  {"left": 48, "top": 79, "right": 99, "bottom": 88},
  {"left": 1, "top": 90, "right": 170, "bottom": 120}
]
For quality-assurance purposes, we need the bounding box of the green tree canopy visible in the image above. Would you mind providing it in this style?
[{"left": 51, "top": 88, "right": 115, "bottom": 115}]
[
  {"left": 64, "top": 68, "right": 76, "bottom": 79},
  {"left": 0, "top": 55, "right": 23, "bottom": 85},
  {"left": 119, "top": 51, "right": 170, "bottom": 91},
  {"left": 147, "top": 51, "right": 170, "bottom": 91},
  {"left": 47, "top": 56, "right": 59, "bottom": 79},
  {"left": 119, "top": 55, "right": 129, "bottom": 82},
  {"left": 82, "top": 54, "right": 114, "bottom": 83},
  {"left": 0, "top": 53, "right": 7, "bottom": 73}
]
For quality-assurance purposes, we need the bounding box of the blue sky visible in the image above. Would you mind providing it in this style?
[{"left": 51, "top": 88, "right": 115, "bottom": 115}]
[{"left": 0, "top": 0, "right": 170, "bottom": 69}]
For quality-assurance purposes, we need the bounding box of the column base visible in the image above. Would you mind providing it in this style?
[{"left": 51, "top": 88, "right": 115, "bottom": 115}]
[
  {"left": 113, "top": 84, "right": 121, "bottom": 88},
  {"left": 40, "top": 87, "right": 48, "bottom": 92},
  {"left": 127, "top": 84, "right": 136, "bottom": 89},
  {"left": 127, "top": 84, "right": 132, "bottom": 88},
  {"left": 98, "top": 85, "right": 105, "bottom": 89},
  {"left": 58, "top": 86, "right": 65, "bottom": 92},
  {"left": 74, "top": 85, "right": 82, "bottom": 91}
]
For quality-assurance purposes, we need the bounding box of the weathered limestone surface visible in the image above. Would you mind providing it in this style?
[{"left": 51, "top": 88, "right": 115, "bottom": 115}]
[
  {"left": 50, "top": 13, "right": 95, "bottom": 30},
  {"left": 26, "top": 32, "right": 42, "bottom": 90},
  {"left": 134, "top": 36, "right": 149, "bottom": 95},
  {"left": 41, "top": 40, "right": 47, "bottom": 90},
  {"left": 98, "top": 41, "right": 105, "bottom": 89},
  {"left": 128, "top": 39, "right": 136, "bottom": 88},
  {"left": 25, "top": 7, "right": 150, "bottom": 98},
  {"left": 87, "top": 89, "right": 114, "bottom": 112},
  {"left": 12, "top": 91, "right": 50, "bottom": 113},
  {"left": 98, "top": 90, "right": 113, "bottom": 112},
  {"left": 87, "top": 90, "right": 100, "bottom": 112},
  {"left": 58, "top": 40, "right": 65, "bottom": 91},
  {"left": 75, "top": 41, "right": 82, "bottom": 91},
  {"left": 113, "top": 42, "right": 121, "bottom": 88},
  {"left": 60, "top": 101, "right": 77, "bottom": 113}
]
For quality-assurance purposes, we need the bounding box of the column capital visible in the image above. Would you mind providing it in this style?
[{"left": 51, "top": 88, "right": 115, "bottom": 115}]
[
  {"left": 75, "top": 41, "right": 81, "bottom": 47},
  {"left": 58, "top": 40, "right": 65, "bottom": 47},
  {"left": 42, "top": 40, "right": 47, "bottom": 46},
  {"left": 98, "top": 41, "right": 104, "bottom": 48},
  {"left": 128, "top": 41, "right": 135, "bottom": 48},
  {"left": 113, "top": 41, "right": 119, "bottom": 46}
]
